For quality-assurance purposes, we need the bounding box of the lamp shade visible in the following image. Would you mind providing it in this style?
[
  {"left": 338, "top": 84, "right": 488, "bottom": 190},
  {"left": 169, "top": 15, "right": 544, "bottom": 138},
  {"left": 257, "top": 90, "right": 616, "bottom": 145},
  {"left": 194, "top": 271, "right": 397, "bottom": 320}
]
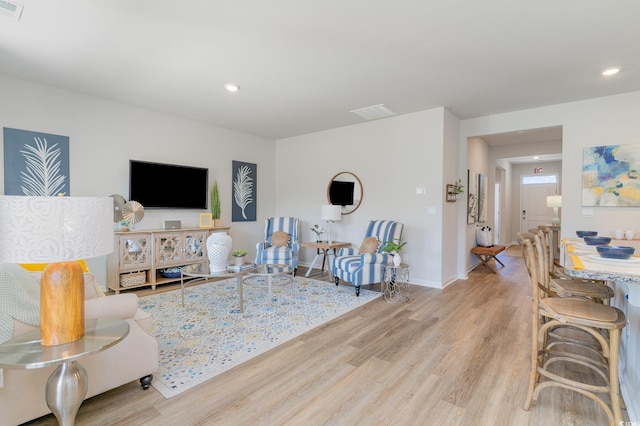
[
  {"left": 546, "top": 195, "right": 562, "bottom": 208},
  {"left": 0, "top": 196, "right": 114, "bottom": 263},
  {"left": 0, "top": 196, "right": 113, "bottom": 346},
  {"left": 321, "top": 204, "right": 341, "bottom": 222}
]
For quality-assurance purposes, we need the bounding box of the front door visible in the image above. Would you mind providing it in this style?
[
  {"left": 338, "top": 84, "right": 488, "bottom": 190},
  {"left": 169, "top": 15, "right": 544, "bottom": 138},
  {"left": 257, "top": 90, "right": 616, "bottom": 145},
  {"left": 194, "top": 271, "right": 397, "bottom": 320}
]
[{"left": 521, "top": 181, "right": 557, "bottom": 233}]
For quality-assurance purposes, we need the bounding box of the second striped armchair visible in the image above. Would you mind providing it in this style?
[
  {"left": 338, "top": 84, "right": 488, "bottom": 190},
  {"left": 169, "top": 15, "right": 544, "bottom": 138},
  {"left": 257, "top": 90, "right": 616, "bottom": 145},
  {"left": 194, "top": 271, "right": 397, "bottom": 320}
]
[{"left": 332, "top": 220, "right": 404, "bottom": 296}]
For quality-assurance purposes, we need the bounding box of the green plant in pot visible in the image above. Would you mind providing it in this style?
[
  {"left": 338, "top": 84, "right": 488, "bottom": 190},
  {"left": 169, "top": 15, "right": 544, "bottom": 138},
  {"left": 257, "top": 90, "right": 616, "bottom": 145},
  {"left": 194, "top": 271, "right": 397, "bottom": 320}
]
[
  {"left": 453, "top": 178, "right": 465, "bottom": 199},
  {"left": 382, "top": 238, "right": 407, "bottom": 266},
  {"left": 231, "top": 249, "right": 248, "bottom": 266},
  {"left": 211, "top": 181, "right": 221, "bottom": 227},
  {"left": 117, "top": 219, "right": 130, "bottom": 232}
]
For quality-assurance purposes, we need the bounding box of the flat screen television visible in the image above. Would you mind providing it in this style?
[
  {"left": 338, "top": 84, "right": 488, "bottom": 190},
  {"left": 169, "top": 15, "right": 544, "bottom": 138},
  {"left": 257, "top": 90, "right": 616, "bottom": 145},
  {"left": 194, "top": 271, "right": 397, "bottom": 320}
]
[
  {"left": 329, "top": 180, "right": 355, "bottom": 206},
  {"left": 129, "top": 160, "right": 208, "bottom": 209}
]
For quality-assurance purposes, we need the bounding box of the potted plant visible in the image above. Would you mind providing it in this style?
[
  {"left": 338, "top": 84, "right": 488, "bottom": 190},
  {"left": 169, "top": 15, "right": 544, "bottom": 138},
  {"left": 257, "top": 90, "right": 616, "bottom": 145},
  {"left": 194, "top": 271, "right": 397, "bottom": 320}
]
[
  {"left": 117, "top": 219, "right": 130, "bottom": 232},
  {"left": 211, "top": 181, "right": 222, "bottom": 227},
  {"left": 382, "top": 238, "right": 407, "bottom": 266},
  {"left": 231, "top": 248, "right": 248, "bottom": 266},
  {"left": 453, "top": 178, "right": 465, "bottom": 199}
]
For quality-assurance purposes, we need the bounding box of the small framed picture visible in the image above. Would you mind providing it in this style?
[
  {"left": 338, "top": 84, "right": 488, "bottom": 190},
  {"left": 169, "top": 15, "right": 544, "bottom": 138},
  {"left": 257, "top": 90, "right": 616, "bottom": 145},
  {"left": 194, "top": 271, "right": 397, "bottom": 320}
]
[{"left": 199, "top": 213, "right": 213, "bottom": 228}]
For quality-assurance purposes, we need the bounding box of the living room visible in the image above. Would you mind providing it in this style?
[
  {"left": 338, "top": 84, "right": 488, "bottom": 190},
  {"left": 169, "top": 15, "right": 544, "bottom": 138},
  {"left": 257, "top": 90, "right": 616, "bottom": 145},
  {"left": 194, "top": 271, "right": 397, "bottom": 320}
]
[
  {"left": 2, "top": 1, "right": 640, "bottom": 424},
  {"left": 3, "top": 75, "right": 640, "bottom": 289}
]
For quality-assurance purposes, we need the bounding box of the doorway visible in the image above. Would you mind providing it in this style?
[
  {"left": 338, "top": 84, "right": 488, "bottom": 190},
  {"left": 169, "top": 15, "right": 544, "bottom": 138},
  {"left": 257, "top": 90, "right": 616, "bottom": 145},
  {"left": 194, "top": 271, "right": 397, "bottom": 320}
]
[
  {"left": 520, "top": 174, "right": 558, "bottom": 233},
  {"left": 494, "top": 182, "right": 501, "bottom": 244},
  {"left": 493, "top": 166, "right": 507, "bottom": 245}
]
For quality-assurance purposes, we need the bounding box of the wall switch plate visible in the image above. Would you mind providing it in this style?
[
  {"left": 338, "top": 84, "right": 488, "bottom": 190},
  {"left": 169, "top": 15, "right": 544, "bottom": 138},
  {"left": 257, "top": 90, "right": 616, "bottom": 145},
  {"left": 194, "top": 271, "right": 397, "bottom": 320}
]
[{"left": 416, "top": 187, "right": 425, "bottom": 195}]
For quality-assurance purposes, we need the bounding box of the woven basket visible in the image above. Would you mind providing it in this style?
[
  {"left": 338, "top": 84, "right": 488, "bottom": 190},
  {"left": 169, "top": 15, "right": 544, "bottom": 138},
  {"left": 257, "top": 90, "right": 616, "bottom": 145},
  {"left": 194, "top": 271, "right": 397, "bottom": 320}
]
[{"left": 120, "top": 271, "right": 146, "bottom": 288}]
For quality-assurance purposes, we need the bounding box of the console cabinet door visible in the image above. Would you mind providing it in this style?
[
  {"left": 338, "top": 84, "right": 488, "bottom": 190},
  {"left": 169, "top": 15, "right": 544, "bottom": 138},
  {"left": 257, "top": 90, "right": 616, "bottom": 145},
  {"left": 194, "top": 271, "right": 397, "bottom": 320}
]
[
  {"left": 154, "top": 233, "right": 183, "bottom": 267},
  {"left": 118, "top": 233, "right": 151, "bottom": 271},
  {"left": 183, "top": 230, "right": 208, "bottom": 262}
]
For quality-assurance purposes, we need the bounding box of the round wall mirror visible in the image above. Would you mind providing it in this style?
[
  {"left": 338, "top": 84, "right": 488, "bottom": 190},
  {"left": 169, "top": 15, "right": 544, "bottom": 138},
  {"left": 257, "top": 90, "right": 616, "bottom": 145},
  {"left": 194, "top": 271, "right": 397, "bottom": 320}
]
[{"left": 327, "top": 171, "right": 363, "bottom": 215}]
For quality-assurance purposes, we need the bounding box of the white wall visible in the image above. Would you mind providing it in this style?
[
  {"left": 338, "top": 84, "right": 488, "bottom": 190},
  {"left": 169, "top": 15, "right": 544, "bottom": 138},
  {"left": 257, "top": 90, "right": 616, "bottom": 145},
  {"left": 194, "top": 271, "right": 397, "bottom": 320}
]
[
  {"left": 494, "top": 162, "right": 511, "bottom": 246},
  {"left": 276, "top": 107, "right": 457, "bottom": 287},
  {"left": 461, "top": 91, "right": 640, "bottom": 238},
  {"left": 465, "top": 137, "right": 490, "bottom": 271},
  {"left": 442, "top": 108, "right": 461, "bottom": 285},
  {"left": 0, "top": 75, "right": 277, "bottom": 284},
  {"left": 461, "top": 90, "right": 640, "bottom": 419}
]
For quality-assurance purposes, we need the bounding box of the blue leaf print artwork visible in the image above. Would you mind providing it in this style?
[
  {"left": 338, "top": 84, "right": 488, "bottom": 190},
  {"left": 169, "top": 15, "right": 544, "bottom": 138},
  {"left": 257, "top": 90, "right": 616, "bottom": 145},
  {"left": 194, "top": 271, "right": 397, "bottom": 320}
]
[{"left": 3, "top": 128, "right": 70, "bottom": 196}]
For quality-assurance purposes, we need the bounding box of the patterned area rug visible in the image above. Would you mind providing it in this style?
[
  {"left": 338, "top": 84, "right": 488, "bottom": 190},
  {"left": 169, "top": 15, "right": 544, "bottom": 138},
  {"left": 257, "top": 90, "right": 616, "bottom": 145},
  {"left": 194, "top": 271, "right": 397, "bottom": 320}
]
[{"left": 138, "top": 275, "right": 380, "bottom": 398}]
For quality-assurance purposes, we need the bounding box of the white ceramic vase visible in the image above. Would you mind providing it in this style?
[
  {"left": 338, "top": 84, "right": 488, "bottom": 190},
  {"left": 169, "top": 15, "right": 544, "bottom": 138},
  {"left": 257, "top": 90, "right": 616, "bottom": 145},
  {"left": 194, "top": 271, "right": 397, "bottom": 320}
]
[
  {"left": 206, "top": 233, "right": 232, "bottom": 273},
  {"left": 393, "top": 253, "right": 402, "bottom": 267}
]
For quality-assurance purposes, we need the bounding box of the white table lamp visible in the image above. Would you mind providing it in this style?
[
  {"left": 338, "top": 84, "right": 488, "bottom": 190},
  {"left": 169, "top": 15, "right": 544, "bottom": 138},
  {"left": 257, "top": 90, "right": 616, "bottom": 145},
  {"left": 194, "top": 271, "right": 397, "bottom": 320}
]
[
  {"left": 546, "top": 195, "right": 562, "bottom": 226},
  {"left": 0, "top": 196, "right": 113, "bottom": 346},
  {"left": 321, "top": 204, "right": 341, "bottom": 244}
]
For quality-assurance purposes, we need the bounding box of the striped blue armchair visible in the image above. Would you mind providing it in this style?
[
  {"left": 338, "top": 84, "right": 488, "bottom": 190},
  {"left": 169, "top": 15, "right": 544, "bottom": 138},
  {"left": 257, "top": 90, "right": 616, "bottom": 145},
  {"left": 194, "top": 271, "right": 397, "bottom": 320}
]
[
  {"left": 255, "top": 217, "right": 300, "bottom": 275},
  {"left": 332, "top": 220, "right": 404, "bottom": 296}
]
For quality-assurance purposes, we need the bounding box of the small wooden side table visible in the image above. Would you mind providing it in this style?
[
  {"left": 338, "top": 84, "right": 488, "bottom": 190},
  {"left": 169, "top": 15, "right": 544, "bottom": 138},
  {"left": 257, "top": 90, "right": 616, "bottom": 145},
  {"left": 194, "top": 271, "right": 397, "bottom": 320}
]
[
  {"left": 0, "top": 318, "right": 129, "bottom": 426},
  {"left": 300, "top": 241, "right": 351, "bottom": 278}
]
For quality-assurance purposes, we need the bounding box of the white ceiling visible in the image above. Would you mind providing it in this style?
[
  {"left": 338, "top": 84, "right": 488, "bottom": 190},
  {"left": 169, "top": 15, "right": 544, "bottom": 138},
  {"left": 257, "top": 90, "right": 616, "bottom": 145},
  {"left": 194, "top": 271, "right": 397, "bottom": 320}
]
[{"left": 1, "top": 1, "right": 639, "bottom": 140}]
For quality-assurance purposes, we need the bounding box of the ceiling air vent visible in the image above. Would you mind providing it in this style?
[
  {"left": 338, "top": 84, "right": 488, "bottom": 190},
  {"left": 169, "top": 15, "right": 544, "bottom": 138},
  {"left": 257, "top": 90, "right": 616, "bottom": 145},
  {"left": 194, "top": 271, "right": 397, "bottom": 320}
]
[
  {"left": 350, "top": 104, "right": 397, "bottom": 121},
  {"left": 0, "top": 0, "right": 23, "bottom": 20}
]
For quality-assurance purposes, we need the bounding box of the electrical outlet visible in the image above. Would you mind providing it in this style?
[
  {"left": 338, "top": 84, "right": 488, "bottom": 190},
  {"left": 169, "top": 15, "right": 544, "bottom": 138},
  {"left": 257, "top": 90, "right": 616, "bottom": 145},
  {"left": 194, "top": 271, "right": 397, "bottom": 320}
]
[{"left": 581, "top": 208, "right": 594, "bottom": 217}]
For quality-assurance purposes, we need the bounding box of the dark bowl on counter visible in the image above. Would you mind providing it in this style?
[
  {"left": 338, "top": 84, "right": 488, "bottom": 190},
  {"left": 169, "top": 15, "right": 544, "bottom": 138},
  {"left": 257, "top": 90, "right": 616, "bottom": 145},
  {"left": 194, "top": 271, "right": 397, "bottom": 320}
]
[
  {"left": 583, "top": 236, "right": 612, "bottom": 246},
  {"left": 596, "top": 245, "right": 635, "bottom": 260},
  {"left": 576, "top": 230, "right": 598, "bottom": 238}
]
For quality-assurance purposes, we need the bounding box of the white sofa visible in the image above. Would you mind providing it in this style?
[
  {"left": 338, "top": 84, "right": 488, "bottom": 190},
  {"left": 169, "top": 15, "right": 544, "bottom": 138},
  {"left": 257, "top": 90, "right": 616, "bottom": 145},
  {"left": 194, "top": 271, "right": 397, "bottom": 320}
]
[{"left": 0, "top": 265, "right": 159, "bottom": 425}]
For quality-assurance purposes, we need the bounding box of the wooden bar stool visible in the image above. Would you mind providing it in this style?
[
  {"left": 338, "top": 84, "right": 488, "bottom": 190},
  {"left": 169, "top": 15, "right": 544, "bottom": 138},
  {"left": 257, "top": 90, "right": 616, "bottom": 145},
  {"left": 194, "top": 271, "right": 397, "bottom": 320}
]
[
  {"left": 519, "top": 234, "right": 626, "bottom": 425},
  {"left": 533, "top": 227, "right": 614, "bottom": 304}
]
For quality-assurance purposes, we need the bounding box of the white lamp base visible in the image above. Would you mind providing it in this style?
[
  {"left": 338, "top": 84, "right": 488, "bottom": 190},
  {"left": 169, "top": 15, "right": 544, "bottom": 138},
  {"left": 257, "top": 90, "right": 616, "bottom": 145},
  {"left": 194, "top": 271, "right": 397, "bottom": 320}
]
[{"left": 551, "top": 207, "right": 561, "bottom": 225}]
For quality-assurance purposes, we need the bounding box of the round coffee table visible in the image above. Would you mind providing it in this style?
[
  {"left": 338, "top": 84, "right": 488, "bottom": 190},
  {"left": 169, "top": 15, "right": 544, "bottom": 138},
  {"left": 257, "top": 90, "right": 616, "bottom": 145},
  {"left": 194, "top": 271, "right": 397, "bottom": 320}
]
[
  {"left": 244, "top": 264, "right": 294, "bottom": 302},
  {"left": 180, "top": 263, "right": 257, "bottom": 312}
]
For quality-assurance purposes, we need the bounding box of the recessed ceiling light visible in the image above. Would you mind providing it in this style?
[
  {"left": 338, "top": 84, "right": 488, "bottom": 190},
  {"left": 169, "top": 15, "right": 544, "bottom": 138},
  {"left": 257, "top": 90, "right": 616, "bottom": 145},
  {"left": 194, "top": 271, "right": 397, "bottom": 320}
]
[
  {"left": 602, "top": 68, "right": 620, "bottom": 76},
  {"left": 224, "top": 83, "right": 240, "bottom": 92}
]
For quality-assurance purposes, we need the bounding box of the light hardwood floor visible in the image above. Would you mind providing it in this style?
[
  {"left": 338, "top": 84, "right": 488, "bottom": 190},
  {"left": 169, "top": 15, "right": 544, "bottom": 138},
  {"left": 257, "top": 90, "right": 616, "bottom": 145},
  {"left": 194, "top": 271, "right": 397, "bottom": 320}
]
[{"left": 24, "top": 254, "right": 628, "bottom": 425}]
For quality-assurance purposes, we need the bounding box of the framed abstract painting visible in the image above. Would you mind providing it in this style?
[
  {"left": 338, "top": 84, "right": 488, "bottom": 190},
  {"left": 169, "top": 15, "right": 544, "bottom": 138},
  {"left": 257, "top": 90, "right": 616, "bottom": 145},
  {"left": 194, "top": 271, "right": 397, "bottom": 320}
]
[
  {"left": 582, "top": 144, "right": 640, "bottom": 206},
  {"left": 477, "top": 173, "right": 487, "bottom": 222},
  {"left": 467, "top": 169, "right": 478, "bottom": 224}
]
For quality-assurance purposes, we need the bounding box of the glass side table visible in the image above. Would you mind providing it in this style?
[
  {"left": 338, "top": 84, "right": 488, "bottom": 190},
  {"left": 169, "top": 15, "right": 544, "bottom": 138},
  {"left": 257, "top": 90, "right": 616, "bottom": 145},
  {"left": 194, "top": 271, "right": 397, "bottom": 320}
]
[
  {"left": 381, "top": 263, "right": 410, "bottom": 303},
  {"left": 0, "top": 318, "right": 129, "bottom": 426}
]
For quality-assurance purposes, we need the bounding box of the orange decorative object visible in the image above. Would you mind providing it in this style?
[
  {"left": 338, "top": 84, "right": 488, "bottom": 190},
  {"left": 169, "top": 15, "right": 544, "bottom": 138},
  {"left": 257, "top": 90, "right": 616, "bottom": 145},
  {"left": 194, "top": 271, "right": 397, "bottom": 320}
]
[
  {"left": 19, "top": 259, "right": 90, "bottom": 273},
  {"left": 40, "top": 261, "right": 85, "bottom": 346}
]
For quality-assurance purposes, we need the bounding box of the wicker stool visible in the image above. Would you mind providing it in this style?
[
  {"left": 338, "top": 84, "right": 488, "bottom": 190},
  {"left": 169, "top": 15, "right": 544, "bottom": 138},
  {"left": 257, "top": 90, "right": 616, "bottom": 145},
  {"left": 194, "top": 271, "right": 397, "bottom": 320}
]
[
  {"left": 533, "top": 227, "right": 613, "bottom": 304},
  {"left": 520, "top": 234, "right": 626, "bottom": 425}
]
